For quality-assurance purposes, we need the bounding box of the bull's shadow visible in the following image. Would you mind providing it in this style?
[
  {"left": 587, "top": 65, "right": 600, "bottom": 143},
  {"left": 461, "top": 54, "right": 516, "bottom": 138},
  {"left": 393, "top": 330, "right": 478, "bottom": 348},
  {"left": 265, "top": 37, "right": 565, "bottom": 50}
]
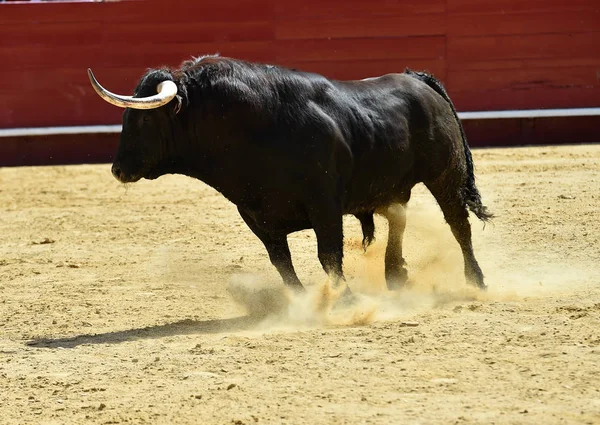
[{"left": 26, "top": 315, "right": 261, "bottom": 349}]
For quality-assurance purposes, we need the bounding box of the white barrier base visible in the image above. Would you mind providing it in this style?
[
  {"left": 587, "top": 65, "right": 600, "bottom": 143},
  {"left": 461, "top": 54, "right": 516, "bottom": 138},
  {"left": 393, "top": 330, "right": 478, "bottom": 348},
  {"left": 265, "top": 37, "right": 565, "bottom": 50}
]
[{"left": 1, "top": 108, "right": 598, "bottom": 138}]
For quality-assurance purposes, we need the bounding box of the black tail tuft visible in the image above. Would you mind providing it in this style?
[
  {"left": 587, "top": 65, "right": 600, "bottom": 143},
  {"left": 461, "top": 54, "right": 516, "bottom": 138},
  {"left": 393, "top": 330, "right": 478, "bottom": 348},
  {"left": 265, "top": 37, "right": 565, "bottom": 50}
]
[
  {"left": 466, "top": 200, "right": 494, "bottom": 222},
  {"left": 354, "top": 212, "right": 375, "bottom": 252},
  {"left": 404, "top": 68, "right": 493, "bottom": 224}
]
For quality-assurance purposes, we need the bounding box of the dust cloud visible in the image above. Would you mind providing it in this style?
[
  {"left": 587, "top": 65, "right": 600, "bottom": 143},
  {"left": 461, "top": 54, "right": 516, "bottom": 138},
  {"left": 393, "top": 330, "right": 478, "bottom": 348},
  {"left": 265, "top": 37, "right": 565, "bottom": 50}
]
[
  {"left": 226, "top": 199, "right": 591, "bottom": 331},
  {"left": 227, "top": 275, "right": 378, "bottom": 330}
]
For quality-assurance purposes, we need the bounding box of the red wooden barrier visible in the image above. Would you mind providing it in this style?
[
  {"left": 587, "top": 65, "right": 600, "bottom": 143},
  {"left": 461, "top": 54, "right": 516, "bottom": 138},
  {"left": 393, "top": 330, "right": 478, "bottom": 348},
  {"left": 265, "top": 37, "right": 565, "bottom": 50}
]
[{"left": 0, "top": 0, "right": 599, "bottom": 165}]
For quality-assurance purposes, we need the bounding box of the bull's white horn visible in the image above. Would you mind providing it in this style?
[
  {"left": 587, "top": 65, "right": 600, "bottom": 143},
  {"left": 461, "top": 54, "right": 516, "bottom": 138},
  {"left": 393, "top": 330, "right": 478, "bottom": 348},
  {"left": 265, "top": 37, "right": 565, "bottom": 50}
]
[{"left": 87, "top": 68, "right": 177, "bottom": 110}]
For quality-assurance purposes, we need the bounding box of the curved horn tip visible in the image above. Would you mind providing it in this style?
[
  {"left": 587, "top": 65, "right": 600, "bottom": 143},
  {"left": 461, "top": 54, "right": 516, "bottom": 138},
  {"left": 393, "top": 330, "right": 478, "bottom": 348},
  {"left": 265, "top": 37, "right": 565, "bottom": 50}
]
[
  {"left": 87, "top": 68, "right": 177, "bottom": 110},
  {"left": 87, "top": 68, "right": 98, "bottom": 86}
]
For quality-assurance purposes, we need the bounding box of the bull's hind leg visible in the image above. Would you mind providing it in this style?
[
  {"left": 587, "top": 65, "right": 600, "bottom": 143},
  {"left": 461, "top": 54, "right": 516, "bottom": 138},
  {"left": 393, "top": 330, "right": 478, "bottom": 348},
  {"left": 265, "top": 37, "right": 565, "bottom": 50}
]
[
  {"left": 379, "top": 203, "right": 409, "bottom": 290},
  {"left": 238, "top": 208, "right": 304, "bottom": 292},
  {"left": 425, "top": 182, "right": 486, "bottom": 289}
]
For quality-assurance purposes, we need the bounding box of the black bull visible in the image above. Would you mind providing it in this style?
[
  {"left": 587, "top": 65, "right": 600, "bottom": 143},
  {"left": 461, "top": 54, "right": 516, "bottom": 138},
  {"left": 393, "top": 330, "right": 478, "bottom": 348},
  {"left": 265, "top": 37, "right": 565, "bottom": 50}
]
[{"left": 89, "top": 55, "right": 492, "bottom": 294}]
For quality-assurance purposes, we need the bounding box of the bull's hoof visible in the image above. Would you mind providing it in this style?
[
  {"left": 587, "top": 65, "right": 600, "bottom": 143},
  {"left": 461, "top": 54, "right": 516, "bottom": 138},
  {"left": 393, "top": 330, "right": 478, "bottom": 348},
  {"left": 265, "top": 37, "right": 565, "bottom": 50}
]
[
  {"left": 335, "top": 285, "right": 358, "bottom": 307},
  {"left": 385, "top": 268, "right": 409, "bottom": 291},
  {"left": 466, "top": 269, "right": 486, "bottom": 291}
]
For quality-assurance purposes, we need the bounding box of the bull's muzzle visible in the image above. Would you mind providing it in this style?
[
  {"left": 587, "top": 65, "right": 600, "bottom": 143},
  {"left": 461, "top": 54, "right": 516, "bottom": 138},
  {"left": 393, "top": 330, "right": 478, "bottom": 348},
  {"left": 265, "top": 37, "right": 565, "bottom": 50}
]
[
  {"left": 111, "top": 163, "right": 123, "bottom": 182},
  {"left": 111, "top": 163, "right": 141, "bottom": 184}
]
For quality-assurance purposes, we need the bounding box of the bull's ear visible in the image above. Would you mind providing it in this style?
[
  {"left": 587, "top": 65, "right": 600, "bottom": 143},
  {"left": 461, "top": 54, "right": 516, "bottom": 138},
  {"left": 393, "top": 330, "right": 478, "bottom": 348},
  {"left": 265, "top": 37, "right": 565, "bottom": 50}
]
[{"left": 173, "top": 95, "right": 183, "bottom": 114}]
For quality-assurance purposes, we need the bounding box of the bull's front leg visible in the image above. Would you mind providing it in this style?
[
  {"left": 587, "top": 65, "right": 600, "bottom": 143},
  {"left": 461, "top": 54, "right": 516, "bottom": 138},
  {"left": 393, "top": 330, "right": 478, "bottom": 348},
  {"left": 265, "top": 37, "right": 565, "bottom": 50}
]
[{"left": 238, "top": 208, "right": 304, "bottom": 292}]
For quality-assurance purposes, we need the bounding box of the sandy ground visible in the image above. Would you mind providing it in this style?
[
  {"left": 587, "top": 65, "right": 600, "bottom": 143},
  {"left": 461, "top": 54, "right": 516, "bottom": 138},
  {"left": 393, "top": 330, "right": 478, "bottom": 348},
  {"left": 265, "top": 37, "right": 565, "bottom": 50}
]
[{"left": 0, "top": 144, "right": 599, "bottom": 425}]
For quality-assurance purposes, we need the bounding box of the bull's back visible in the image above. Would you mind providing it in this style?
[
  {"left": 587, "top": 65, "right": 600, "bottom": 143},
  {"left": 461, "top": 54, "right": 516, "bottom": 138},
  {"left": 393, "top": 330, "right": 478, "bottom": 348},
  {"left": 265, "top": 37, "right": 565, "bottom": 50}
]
[{"left": 334, "top": 74, "right": 443, "bottom": 213}]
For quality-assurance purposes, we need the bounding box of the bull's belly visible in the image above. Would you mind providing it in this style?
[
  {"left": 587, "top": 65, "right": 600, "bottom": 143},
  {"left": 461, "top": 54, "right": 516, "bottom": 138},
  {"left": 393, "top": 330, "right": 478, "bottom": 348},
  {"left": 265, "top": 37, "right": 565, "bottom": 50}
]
[
  {"left": 343, "top": 188, "right": 407, "bottom": 214},
  {"left": 231, "top": 150, "right": 416, "bottom": 233},
  {"left": 241, "top": 185, "right": 407, "bottom": 236},
  {"left": 342, "top": 142, "right": 417, "bottom": 214},
  {"left": 343, "top": 168, "right": 415, "bottom": 214}
]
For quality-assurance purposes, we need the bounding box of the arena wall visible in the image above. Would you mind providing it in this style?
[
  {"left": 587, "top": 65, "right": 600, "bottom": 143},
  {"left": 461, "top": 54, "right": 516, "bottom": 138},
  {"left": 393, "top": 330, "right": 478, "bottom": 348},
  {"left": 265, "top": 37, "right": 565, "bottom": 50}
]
[{"left": 0, "top": 0, "right": 598, "bottom": 165}]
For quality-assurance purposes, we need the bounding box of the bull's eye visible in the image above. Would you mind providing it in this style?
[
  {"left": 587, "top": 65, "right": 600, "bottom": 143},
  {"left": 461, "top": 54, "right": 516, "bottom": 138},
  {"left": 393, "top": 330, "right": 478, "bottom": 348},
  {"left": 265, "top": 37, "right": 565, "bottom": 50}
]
[{"left": 139, "top": 115, "right": 152, "bottom": 126}]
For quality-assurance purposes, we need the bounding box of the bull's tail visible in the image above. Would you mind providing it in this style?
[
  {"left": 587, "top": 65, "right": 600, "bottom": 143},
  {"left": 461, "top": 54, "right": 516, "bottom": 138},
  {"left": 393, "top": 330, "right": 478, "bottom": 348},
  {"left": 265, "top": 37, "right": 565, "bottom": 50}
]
[
  {"left": 354, "top": 212, "right": 375, "bottom": 251},
  {"left": 404, "top": 68, "right": 493, "bottom": 222}
]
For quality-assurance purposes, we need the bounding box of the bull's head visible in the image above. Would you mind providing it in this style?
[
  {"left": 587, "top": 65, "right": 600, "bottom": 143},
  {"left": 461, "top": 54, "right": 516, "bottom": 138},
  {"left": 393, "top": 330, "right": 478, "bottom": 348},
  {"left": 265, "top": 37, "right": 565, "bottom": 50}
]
[{"left": 88, "top": 69, "right": 182, "bottom": 183}]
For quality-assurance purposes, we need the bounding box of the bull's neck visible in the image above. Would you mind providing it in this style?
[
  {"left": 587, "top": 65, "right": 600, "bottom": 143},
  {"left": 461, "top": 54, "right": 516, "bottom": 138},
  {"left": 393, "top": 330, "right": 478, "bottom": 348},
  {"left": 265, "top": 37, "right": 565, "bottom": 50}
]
[{"left": 166, "top": 143, "right": 226, "bottom": 189}]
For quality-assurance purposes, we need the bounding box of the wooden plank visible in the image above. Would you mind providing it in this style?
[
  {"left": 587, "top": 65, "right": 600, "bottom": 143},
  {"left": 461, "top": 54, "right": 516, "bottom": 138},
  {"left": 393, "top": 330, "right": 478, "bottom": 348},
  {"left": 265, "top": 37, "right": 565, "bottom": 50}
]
[
  {"left": 100, "top": 21, "right": 273, "bottom": 44},
  {"left": 97, "top": 41, "right": 275, "bottom": 67},
  {"left": 1, "top": 21, "right": 272, "bottom": 48},
  {"left": 0, "top": 22, "right": 102, "bottom": 47},
  {"left": 463, "top": 116, "right": 600, "bottom": 147},
  {"left": 0, "top": 133, "right": 118, "bottom": 167},
  {"left": 0, "top": 45, "right": 102, "bottom": 70},
  {"left": 448, "top": 0, "right": 599, "bottom": 15},
  {"left": 131, "top": 0, "right": 275, "bottom": 23},
  {"left": 462, "top": 119, "right": 522, "bottom": 147},
  {"left": 279, "top": 59, "right": 446, "bottom": 82},
  {"left": 448, "top": 10, "right": 600, "bottom": 37},
  {"left": 0, "top": 41, "right": 274, "bottom": 70},
  {"left": 0, "top": 2, "right": 120, "bottom": 24},
  {"left": 0, "top": 0, "right": 273, "bottom": 24},
  {"left": 0, "top": 95, "right": 110, "bottom": 128},
  {"left": 0, "top": 89, "right": 124, "bottom": 129},
  {"left": 448, "top": 67, "right": 599, "bottom": 92},
  {"left": 276, "top": 15, "right": 446, "bottom": 40},
  {"left": 529, "top": 116, "right": 600, "bottom": 144},
  {"left": 276, "top": 0, "right": 445, "bottom": 19},
  {"left": 448, "top": 33, "right": 600, "bottom": 63},
  {"left": 0, "top": 67, "right": 146, "bottom": 97},
  {"left": 449, "top": 57, "right": 600, "bottom": 71},
  {"left": 276, "top": 36, "right": 446, "bottom": 62},
  {"left": 450, "top": 86, "right": 600, "bottom": 111},
  {"left": 0, "top": 92, "right": 124, "bottom": 128}
]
